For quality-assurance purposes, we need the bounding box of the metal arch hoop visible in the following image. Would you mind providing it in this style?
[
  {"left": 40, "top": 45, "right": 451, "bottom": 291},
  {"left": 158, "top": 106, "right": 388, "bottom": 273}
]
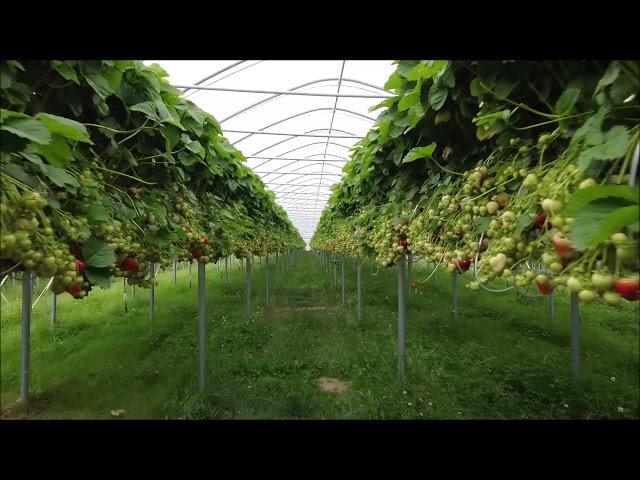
[
  {"left": 219, "top": 78, "right": 390, "bottom": 123},
  {"left": 231, "top": 107, "right": 375, "bottom": 145},
  {"left": 180, "top": 60, "right": 248, "bottom": 95},
  {"left": 245, "top": 128, "right": 357, "bottom": 169}
]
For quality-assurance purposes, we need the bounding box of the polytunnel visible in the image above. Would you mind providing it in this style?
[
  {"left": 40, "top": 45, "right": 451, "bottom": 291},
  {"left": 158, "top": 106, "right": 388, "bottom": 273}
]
[
  {"left": 0, "top": 59, "right": 638, "bottom": 422},
  {"left": 145, "top": 60, "right": 397, "bottom": 243}
]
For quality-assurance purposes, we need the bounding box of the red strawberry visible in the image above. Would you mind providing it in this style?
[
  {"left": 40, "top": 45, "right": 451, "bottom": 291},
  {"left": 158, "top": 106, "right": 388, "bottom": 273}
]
[
  {"left": 399, "top": 238, "right": 408, "bottom": 248},
  {"left": 193, "top": 249, "right": 202, "bottom": 259},
  {"left": 551, "top": 234, "right": 573, "bottom": 259},
  {"left": 480, "top": 239, "right": 489, "bottom": 252},
  {"left": 201, "top": 237, "right": 209, "bottom": 245},
  {"left": 123, "top": 257, "right": 139, "bottom": 273},
  {"left": 67, "top": 283, "right": 82, "bottom": 298},
  {"left": 76, "top": 259, "right": 85, "bottom": 274},
  {"left": 536, "top": 281, "right": 553, "bottom": 294},
  {"left": 457, "top": 259, "right": 471, "bottom": 271},
  {"left": 456, "top": 202, "right": 462, "bottom": 211},
  {"left": 497, "top": 194, "right": 509, "bottom": 208},
  {"left": 614, "top": 277, "right": 639, "bottom": 301},
  {"left": 535, "top": 212, "right": 547, "bottom": 226}
]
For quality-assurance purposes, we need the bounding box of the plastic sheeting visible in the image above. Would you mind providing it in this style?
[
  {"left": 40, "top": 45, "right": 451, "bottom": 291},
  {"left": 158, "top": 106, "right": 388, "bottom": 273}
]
[{"left": 145, "top": 60, "right": 395, "bottom": 242}]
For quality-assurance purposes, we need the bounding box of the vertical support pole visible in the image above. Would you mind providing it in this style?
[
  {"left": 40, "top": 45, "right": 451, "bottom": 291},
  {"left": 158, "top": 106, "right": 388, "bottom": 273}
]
[
  {"left": 333, "top": 258, "right": 337, "bottom": 289},
  {"left": 570, "top": 292, "right": 580, "bottom": 382},
  {"left": 452, "top": 274, "right": 459, "bottom": 325},
  {"left": 51, "top": 291, "right": 57, "bottom": 327},
  {"left": 397, "top": 254, "right": 406, "bottom": 381},
  {"left": 198, "top": 260, "right": 206, "bottom": 393},
  {"left": 149, "top": 261, "right": 155, "bottom": 320},
  {"left": 224, "top": 256, "right": 228, "bottom": 284},
  {"left": 265, "top": 254, "right": 270, "bottom": 306},
  {"left": 407, "top": 254, "right": 413, "bottom": 294},
  {"left": 548, "top": 290, "right": 555, "bottom": 321},
  {"left": 189, "top": 261, "right": 192, "bottom": 288},
  {"left": 341, "top": 256, "right": 345, "bottom": 307},
  {"left": 122, "top": 278, "right": 128, "bottom": 311},
  {"left": 357, "top": 259, "right": 363, "bottom": 322},
  {"left": 246, "top": 255, "right": 253, "bottom": 319},
  {"left": 21, "top": 271, "right": 32, "bottom": 408},
  {"left": 173, "top": 261, "right": 177, "bottom": 285}
]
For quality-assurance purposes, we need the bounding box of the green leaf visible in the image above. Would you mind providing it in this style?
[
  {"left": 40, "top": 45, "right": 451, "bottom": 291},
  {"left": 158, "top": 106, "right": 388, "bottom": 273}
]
[
  {"left": 369, "top": 96, "right": 396, "bottom": 112},
  {"left": 384, "top": 72, "right": 404, "bottom": 91},
  {"left": 3, "top": 163, "right": 37, "bottom": 187},
  {"left": 83, "top": 72, "right": 115, "bottom": 99},
  {"left": 178, "top": 152, "right": 200, "bottom": 166},
  {"left": 51, "top": 61, "right": 80, "bottom": 84},
  {"left": 428, "top": 84, "right": 448, "bottom": 110},
  {"left": 32, "top": 134, "right": 72, "bottom": 167},
  {"left": 85, "top": 267, "right": 112, "bottom": 289},
  {"left": 407, "top": 103, "right": 426, "bottom": 129},
  {"left": 156, "top": 99, "right": 184, "bottom": 130},
  {"left": 594, "top": 61, "right": 620, "bottom": 98},
  {"left": 475, "top": 216, "right": 492, "bottom": 234},
  {"left": 577, "top": 125, "right": 631, "bottom": 169},
  {"left": 103, "top": 67, "right": 123, "bottom": 92},
  {"left": 87, "top": 203, "right": 111, "bottom": 223},
  {"left": 41, "top": 164, "right": 79, "bottom": 188},
  {"left": 513, "top": 214, "right": 532, "bottom": 237},
  {"left": 402, "top": 143, "right": 437, "bottom": 163},
  {"left": 570, "top": 200, "right": 639, "bottom": 250},
  {"left": 1, "top": 118, "right": 51, "bottom": 144},
  {"left": 555, "top": 87, "right": 581, "bottom": 115},
  {"left": 145, "top": 227, "right": 172, "bottom": 246},
  {"left": 82, "top": 237, "right": 116, "bottom": 268},
  {"left": 563, "top": 184, "right": 639, "bottom": 217},
  {"left": 434, "top": 110, "right": 452, "bottom": 125},
  {"left": 398, "top": 90, "right": 420, "bottom": 112},
  {"left": 36, "top": 113, "right": 92, "bottom": 143},
  {"left": 160, "top": 124, "right": 181, "bottom": 148},
  {"left": 148, "top": 203, "right": 167, "bottom": 221},
  {"left": 130, "top": 101, "right": 161, "bottom": 122}
]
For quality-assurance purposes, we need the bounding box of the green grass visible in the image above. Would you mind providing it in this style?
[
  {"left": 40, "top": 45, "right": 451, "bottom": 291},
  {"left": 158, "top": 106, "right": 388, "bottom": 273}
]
[{"left": 1, "top": 252, "right": 638, "bottom": 419}]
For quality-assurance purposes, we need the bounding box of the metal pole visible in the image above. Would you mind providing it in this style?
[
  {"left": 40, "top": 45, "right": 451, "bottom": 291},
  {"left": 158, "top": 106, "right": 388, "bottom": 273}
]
[
  {"left": 51, "top": 291, "right": 57, "bottom": 326},
  {"left": 407, "top": 255, "right": 413, "bottom": 294},
  {"left": 224, "top": 256, "right": 228, "bottom": 283},
  {"left": 123, "top": 278, "right": 128, "bottom": 312},
  {"left": 397, "top": 255, "right": 406, "bottom": 381},
  {"left": 189, "top": 261, "right": 192, "bottom": 288},
  {"left": 247, "top": 255, "right": 253, "bottom": 319},
  {"left": 357, "top": 260, "right": 363, "bottom": 322},
  {"left": 21, "top": 271, "right": 32, "bottom": 407},
  {"left": 173, "top": 261, "right": 177, "bottom": 285},
  {"left": 265, "top": 254, "right": 270, "bottom": 305},
  {"left": 198, "top": 261, "right": 206, "bottom": 393},
  {"left": 452, "top": 274, "right": 459, "bottom": 325},
  {"left": 149, "top": 262, "right": 155, "bottom": 320},
  {"left": 341, "top": 256, "right": 345, "bottom": 307},
  {"left": 570, "top": 292, "right": 580, "bottom": 382},
  {"left": 548, "top": 290, "right": 555, "bottom": 321},
  {"left": 333, "top": 258, "right": 337, "bottom": 289}
]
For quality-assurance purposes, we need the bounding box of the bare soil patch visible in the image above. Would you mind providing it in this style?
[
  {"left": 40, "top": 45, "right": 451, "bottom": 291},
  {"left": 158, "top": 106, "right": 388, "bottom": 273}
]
[{"left": 317, "top": 377, "right": 352, "bottom": 394}]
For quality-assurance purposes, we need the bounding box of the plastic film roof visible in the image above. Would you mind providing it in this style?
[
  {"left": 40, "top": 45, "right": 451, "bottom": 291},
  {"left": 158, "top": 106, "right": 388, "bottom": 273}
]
[{"left": 145, "top": 60, "right": 396, "bottom": 243}]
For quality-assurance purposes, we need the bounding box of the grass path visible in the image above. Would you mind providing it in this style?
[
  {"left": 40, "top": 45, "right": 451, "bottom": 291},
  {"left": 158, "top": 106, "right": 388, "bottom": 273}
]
[{"left": 1, "top": 252, "right": 638, "bottom": 419}]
